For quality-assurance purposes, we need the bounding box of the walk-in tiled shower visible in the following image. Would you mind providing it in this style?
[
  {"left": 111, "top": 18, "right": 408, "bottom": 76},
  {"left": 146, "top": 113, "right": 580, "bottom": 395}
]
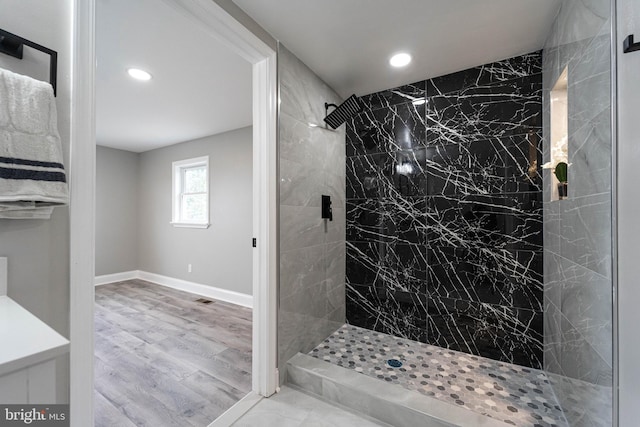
[
  {"left": 311, "top": 325, "right": 565, "bottom": 427},
  {"left": 278, "top": 1, "right": 614, "bottom": 424},
  {"left": 346, "top": 51, "right": 544, "bottom": 369}
]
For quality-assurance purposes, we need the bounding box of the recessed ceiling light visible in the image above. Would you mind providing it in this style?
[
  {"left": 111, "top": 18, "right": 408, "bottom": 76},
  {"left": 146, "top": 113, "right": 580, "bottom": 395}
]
[
  {"left": 390, "top": 53, "right": 411, "bottom": 68},
  {"left": 412, "top": 98, "right": 426, "bottom": 106},
  {"left": 127, "top": 68, "right": 152, "bottom": 81}
]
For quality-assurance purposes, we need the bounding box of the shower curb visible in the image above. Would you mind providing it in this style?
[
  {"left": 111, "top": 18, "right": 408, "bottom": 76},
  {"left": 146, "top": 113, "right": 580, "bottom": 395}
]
[{"left": 286, "top": 353, "right": 513, "bottom": 427}]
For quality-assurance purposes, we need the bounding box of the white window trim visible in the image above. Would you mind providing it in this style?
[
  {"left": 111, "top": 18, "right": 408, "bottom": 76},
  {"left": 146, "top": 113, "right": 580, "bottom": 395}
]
[{"left": 171, "top": 156, "right": 210, "bottom": 228}]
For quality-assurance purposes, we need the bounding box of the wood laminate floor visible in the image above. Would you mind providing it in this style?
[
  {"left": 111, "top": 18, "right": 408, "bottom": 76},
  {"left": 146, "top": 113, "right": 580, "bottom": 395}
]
[{"left": 94, "top": 279, "right": 252, "bottom": 427}]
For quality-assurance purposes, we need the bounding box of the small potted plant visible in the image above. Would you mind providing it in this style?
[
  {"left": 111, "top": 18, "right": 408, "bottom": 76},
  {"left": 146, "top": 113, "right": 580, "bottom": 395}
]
[{"left": 554, "top": 162, "right": 568, "bottom": 199}]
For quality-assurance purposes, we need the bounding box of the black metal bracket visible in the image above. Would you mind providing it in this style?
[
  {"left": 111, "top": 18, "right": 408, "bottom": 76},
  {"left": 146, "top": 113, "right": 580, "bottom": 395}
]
[
  {"left": 0, "top": 33, "right": 23, "bottom": 59},
  {"left": 623, "top": 34, "right": 640, "bottom": 54},
  {"left": 0, "top": 28, "right": 58, "bottom": 96}
]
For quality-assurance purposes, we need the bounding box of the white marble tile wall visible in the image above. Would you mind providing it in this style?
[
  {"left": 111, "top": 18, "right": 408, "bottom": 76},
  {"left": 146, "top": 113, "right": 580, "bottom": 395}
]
[
  {"left": 278, "top": 45, "right": 346, "bottom": 383},
  {"left": 542, "top": 0, "right": 613, "bottom": 425}
]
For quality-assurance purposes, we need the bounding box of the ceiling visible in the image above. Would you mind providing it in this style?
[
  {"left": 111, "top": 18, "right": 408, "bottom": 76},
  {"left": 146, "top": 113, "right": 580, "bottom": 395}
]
[
  {"left": 96, "top": 0, "right": 562, "bottom": 152},
  {"left": 232, "top": 0, "right": 562, "bottom": 98},
  {"left": 96, "top": 0, "right": 252, "bottom": 153}
]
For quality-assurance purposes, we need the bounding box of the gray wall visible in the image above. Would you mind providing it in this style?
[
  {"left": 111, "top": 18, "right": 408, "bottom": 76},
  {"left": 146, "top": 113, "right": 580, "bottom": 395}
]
[
  {"left": 542, "top": 0, "right": 613, "bottom": 425},
  {"left": 96, "top": 146, "right": 139, "bottom": 276},
  {"left": 0, "top": 0, "right": 72, "bottom": 403},
  {"left": 277, "top": 45, "right": 346, "bottom": 382},
  {"left": 137, "top": 127, "right": 253, "bottom": 295}
]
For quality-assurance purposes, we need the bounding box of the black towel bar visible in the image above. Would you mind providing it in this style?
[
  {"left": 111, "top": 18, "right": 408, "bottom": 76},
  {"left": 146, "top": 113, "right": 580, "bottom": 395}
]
[
  {"left": 0, "top": 28, "right": 58, "bottom": 96},
  {"left": 624, "top": 34, "right": 640, "bottom": 54}
]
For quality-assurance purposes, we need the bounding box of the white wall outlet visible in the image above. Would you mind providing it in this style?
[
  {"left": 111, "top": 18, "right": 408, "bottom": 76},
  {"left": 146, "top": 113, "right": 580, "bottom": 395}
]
[{"left": 187, "top": 264, "right": 192, "bottom": 273}]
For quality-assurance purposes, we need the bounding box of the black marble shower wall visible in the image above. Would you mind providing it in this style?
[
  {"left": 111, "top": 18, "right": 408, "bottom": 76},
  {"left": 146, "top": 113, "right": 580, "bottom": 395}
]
[{"left": 346, "top": 52, "right": 544, "bottom": 368}]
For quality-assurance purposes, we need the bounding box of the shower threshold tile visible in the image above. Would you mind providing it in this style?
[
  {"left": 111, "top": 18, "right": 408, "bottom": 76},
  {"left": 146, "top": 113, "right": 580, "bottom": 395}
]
[{"left": 309, "top": 324, "right": 567, "bottom": 427}]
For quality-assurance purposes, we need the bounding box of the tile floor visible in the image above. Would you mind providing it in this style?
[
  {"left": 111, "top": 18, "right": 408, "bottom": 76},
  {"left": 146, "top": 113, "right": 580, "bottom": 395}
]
[
  {"left": 547, "top": 373, "right": 612, "bottom": 426},
  {"left": 230, "top": 386, "right": 387, "bottom": 427},
  {"left": 310, "top": 324, "right": 568, "bottom": 427}
]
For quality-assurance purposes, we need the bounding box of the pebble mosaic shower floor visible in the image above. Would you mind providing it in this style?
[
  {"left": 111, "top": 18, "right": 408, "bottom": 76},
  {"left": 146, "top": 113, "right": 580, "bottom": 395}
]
[{"left": 310, "top": 324, "right": 568, "bottom": 427}]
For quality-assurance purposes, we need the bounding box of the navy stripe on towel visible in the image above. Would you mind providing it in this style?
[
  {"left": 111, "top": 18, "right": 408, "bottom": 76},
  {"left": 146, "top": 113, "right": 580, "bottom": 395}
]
[
  {"left": 0, "top": 156, "right": 65, "bottom": 170},
  {"left": 0, "top": 166, "right": 67, "bottom": 183}
]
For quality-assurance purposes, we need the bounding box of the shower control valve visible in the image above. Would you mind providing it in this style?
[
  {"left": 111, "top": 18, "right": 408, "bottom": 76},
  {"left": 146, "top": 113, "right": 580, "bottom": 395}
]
[{"left": 321, "top": 195, "right": 333, "bottom": 221}]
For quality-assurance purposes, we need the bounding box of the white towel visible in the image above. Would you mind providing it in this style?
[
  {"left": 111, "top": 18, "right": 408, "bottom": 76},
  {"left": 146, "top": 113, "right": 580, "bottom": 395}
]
[{"left": 0, "top": 68, "right": 69, "bottom": 219}]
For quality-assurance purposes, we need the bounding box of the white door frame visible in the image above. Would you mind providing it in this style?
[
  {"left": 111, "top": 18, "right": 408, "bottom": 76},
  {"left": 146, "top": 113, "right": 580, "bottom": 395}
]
[{"left": 70, "top": 0, "right": 279, "bottom": 425}]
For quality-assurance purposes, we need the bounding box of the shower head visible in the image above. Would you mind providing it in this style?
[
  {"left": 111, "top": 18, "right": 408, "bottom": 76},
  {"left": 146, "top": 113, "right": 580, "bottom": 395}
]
[{"left": 323, "top": 94, "right": 363, "bottom": 129}]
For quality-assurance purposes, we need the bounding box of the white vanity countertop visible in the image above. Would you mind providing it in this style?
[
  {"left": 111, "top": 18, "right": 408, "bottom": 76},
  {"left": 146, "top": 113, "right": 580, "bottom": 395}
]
[{"left": 0, "top": 296, "right": 70, "bottom": 376}]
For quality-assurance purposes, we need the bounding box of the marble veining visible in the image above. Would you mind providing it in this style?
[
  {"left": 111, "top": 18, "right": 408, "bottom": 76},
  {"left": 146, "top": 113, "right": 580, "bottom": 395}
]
[
  {"left": 347, "top": 102, "right": 426, "bottom": 156},
  {"left": 542, "top": 1, "right": 613, "bottom": 423},
  {"left": 427, "top": 52, "right": 543, "bottom": 96},
  {"left": 347, "top": 150, "right": 428, "bottom": 199},
  {"left": 426, "top": 193, "right": 543, "bottom": 251},
  {"left": 346, "top": 52, "right": 543, "bottom": 368},
  {"left": 347, "top": 198, "right": 426, "bottom": 245},
  {"left": 428, "top": 246, "right": 543, "bottom": 311},
  {"left": 427, "top": 76, "right": 542, "bottom": 146},
  {"left": 428, "top": 296, "right": 543, "bottom": 369},
  {"left": 359, "top": 81, "right": 426, "bottom": 112},
  {"left": 426, "top": 132, "right": 543, "bottom": 196},
  {"left": 278, "top": 45, "right": 347, "bottom": 383}
]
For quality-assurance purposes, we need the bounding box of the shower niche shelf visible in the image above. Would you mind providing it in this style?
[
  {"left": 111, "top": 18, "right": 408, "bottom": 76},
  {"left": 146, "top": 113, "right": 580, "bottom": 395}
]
[{"left": 547, "top": 67, "right": 569, "bottom": 201}]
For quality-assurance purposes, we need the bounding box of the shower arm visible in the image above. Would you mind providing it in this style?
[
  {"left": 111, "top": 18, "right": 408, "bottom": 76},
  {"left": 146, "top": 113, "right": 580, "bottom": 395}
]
[
  {"left": 325, "top": 103, "right": 338, "bottom": 115},
  {"left": 323, "top": 103, "right": 338, "bottom": 130}
]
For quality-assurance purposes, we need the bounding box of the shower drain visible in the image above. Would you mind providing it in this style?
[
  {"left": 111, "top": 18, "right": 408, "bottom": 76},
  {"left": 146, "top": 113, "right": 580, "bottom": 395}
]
[{"left": 387, "top": 359, "right": 403, "bottom": 368}]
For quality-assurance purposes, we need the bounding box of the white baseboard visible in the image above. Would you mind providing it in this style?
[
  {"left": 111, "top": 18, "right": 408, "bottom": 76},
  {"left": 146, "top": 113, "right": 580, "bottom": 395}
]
[
  {"left": 94, "top": 271, "right": 138, "bottom": 286},
  {"left": 95, "top": 270, "right": 253, "bottom": 308}
]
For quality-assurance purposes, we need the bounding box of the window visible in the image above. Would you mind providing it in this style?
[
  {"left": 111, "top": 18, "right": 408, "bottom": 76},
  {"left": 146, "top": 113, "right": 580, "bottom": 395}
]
[{"left": 172, "top": 156, "right": 210, "bottom": 228}]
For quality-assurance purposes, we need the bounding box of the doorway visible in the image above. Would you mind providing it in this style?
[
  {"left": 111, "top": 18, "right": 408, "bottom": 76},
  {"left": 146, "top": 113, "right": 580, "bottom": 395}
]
[{"left": 70, "top": 0, "right": 278, "bottom": 425}]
